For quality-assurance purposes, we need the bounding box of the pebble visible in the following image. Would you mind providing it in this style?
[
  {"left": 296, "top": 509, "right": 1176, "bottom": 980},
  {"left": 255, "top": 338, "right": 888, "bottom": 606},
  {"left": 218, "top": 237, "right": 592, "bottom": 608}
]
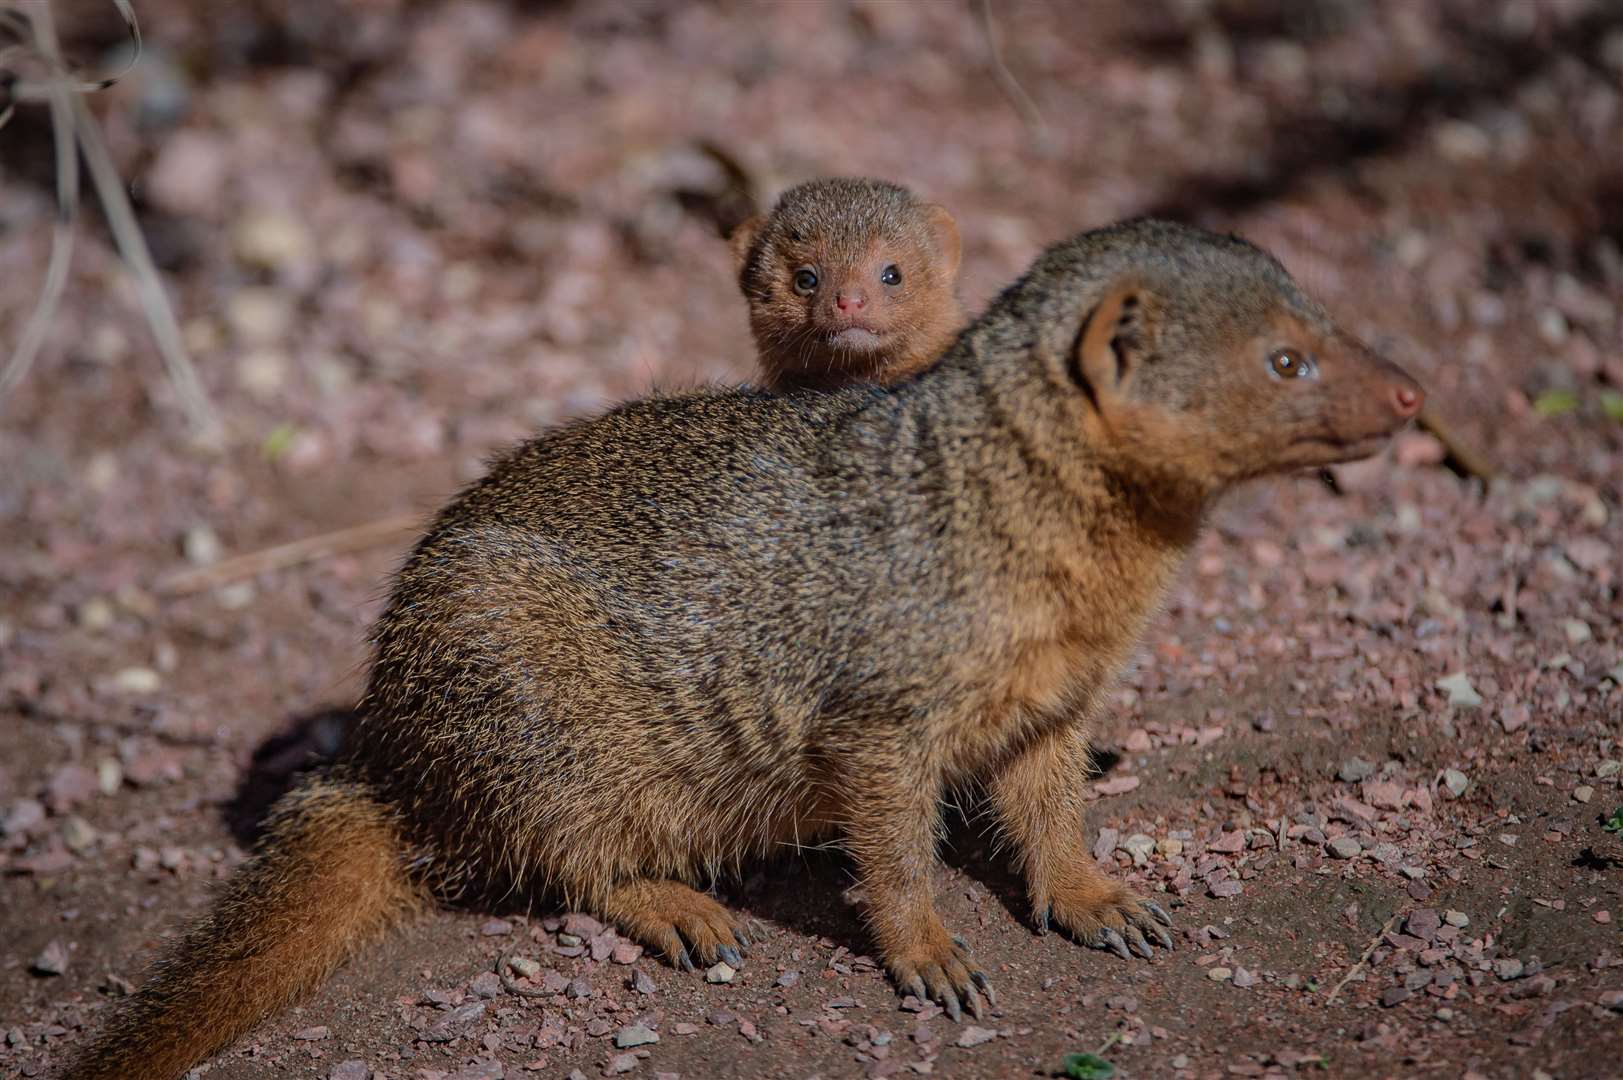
[
  {"left": 565, "top": 977, "right": 592, "bottom": 999},
  {"left": 329, "top": 1062, "right": 368, "bottom": 1080},
  {"left": 479, "top": 918, "right": 512, "bottom": 936},
  {"left": 1573, "top": 785, "right": 1594, "bottom": 804},
  {"left": 1231, "top": 967, "right": 1257, "bottom": 988},
  {"left": 1601, "top": 991, "right": 1623, "bottom": 1012},
  {"left": 233, "top": 210, "right": 313, "bottom": 271},
  {"left": 1206, "top": 966, "right": 1232, "bottom": 982},
  {"left": 292, "top": 1025, "right": 329, "bottom": 1040},
  {"left": 226, "top": 287, "right": 294, "bottom": 346},
  {"left": 611, "top": 941, "right": 644, "bottom": 964},
  {"left": 1563, "top": 618, "right": 1592, "bottom": 645},
  {"left": 632, "top": 968, "right": 657, "bottom": 995},
  {"left": 705, "top": 962, "right": 736, "bottom": 984},
  {"left": 1338, "top": 757, "right": 1376, "bottom": 783},
  {"left": 1494, "top": 958, "right": 1525, "bottom": 981},
  {"left": 1209, "top": 879, "right": 1244, "bottom": 899},
  {"left": 1120, "top": 833, "right": 1155, "bottom": 865},
  {"left": 608, "top": 1053, "right": 640, "bottom": 1074},
  {"left": 96, "top": 758, "right": 123, "bottom": 795},
  {"left": 1327, "top": 836, "right": 1362, "bottom": 859},
  {"left": 62, "top": 816, "right": 98, "bottom": 853},
  {"left": 1443, "top": 910, "right": 1469, "bottom": 928},
  {"left": 1435, "top": 673, "right": 1482, "bottom": 708},
  {"left": 1442, "top": 770, "right": 1469, "bottom": 798},
  {"left": 182, "top": 524, "right": 222, "bottom": 566},
  {"left": 776, "top": 970, "right": 801, "bottom": 988},
  {"left": 1596, "top": 910, "right": 1612, "bottom": 925},
  {"left": 506, "top": 955, "right": 540, "bottom": 978},
  {"left": 110, "top": 667, "right": 162, "bottom": 695},
  {"left": 955, "top": 1025, "right": 996, "bottom": 1047},
  {"left": 1598, "top": 761, "right": 1622, "bottom": 779},
  {"left": 615, "top": 1025, "right": 660, "bottom": 1048},
  {"left": 30, "top": 940, "right": 69, "bottom": 976},
  {"left": 468, "top": 971, "right": 502, "bottom": 998},
  {"left": 3, "top": 798, "right": 45, "bottom": 837},
  {"left": 1381, "top": 987, "right": 1411, "bottom": 1007},
  {"left": 1156, "top": 836, "right": 1183, "bottom": 858}
]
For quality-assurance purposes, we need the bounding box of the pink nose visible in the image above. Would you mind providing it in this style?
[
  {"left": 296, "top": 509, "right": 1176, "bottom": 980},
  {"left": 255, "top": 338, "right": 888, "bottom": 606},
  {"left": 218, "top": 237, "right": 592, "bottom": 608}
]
[
  {"left": 835, "top": 290, "right": 866, "bottom": 312},
  {"left": 1391, "top": 384, "right": 1423, "bottom": 418}
]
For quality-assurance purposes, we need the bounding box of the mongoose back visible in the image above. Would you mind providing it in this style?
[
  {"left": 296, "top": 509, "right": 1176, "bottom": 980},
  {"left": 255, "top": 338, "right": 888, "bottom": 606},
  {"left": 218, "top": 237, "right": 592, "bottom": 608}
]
[
  {"left": 69, "top": 219, "right": 1423, "bottom": 1080},
  {"left": 730, "top": 177, "right": 964, "bottom": 389}
]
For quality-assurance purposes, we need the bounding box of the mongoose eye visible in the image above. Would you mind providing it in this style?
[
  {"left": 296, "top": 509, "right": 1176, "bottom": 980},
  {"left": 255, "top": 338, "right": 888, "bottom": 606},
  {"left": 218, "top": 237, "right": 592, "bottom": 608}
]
[
  {"left": 793, "top": 268, "right": 819, "bottom": 295},
  {"left": 880, "top": 264, "right": 902, "bottom": 286},
  {"left": 1268, "top": 348, "right": 1316, "bottom": 379}
]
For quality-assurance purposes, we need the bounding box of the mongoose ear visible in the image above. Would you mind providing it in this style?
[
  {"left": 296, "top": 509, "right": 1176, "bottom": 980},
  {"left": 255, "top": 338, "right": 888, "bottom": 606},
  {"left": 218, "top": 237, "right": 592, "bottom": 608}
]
[
  {"left": 921, "top": 203, "right": 962, "bottom": 280},
  {"left": 1073, "top": 284, "right": 1149, "bottom": 403},
  {"left": 727, "top": 214, "right": 766, "bottom": 273}
]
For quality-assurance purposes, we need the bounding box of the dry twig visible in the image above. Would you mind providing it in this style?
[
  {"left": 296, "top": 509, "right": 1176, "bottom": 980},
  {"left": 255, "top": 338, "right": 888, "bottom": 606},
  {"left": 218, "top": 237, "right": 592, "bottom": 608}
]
[
  {"left": 974, "top": 0, "right": 1052, "bottom": 154},
  {"left": 157, "top": 512, "right": 423, "bottom": 597},
  {"left": 1324, "top": 912, "right": 1401, "bottom": 1005}
]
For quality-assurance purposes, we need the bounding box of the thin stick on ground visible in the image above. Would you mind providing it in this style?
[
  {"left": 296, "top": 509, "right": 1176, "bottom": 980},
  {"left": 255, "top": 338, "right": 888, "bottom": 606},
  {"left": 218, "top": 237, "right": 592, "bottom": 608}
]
[
  {"left": 1324, "top": 912, "right": 1401, "bottom": 1006},
  {"left": 974, "top": 0, "right": 1052, "bottom": 154},
  {"left": 1417, "top": 405, "right": 1495, "bottom": 481},
  {"left": 157, "top": 512, "right": 424, "bottom": 597}
]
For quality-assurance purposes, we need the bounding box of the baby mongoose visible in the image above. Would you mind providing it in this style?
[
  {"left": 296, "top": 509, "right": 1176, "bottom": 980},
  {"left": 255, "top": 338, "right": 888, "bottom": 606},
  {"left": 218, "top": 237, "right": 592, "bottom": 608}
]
[
  {"left": 731, "top": 177, "right": 964, "bottom": 390},
  {"left": 69, "top": 220, "right": 1423, "bottom": 1080}
]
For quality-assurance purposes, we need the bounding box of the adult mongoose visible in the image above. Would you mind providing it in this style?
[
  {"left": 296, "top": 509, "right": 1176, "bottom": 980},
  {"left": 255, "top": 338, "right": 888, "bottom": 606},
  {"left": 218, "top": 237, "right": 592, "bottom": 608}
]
[
  {"left": 730, "top": 177, "right": 964, "bottom": 390},
  {"left": 67, "top": 218, "right": 1423, "bottom": 1080}
]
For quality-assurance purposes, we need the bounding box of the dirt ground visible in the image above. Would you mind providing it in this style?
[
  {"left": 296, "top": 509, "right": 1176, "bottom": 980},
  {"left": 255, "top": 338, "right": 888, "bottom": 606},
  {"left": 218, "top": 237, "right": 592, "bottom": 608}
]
[{"left": 2, "top": 1, "right": 1622, "bottom": 1078}]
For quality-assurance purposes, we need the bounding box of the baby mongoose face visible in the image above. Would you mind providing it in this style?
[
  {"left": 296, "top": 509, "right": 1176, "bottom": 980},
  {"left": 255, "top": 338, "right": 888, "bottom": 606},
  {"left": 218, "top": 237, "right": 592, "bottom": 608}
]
[
  {"left": 1061, "top": 223, "right": 1423, "bottom": 489},
  {"left": 731, "top": 178, "right": 963, "bottom": 391}
]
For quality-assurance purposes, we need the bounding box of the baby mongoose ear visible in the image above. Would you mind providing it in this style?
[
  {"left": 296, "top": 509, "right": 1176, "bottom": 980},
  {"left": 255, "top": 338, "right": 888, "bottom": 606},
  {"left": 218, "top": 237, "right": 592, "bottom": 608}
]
[
  {"left": 921, "top": 203, "right": 961, "bottom": 280},
  {"left": 1072, "top": 283, "right": 1150, "bottom": 404},
  {"left": 728, "top": 214, "right": 766, "bottom": 273}
]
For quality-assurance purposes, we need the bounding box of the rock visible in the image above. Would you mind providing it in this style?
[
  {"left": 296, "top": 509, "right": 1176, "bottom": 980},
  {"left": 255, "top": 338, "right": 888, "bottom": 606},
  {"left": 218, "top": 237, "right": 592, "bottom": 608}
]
[
  {"left": 182, "top": 524, "right": 222, "bottom": 566},
  {"left": 590, "top": 932, "right": 617, "bottom": 961},
  {"left": 3, "top": 798, "right": 45, "bottom": 837},
  {"left": 1406, "top": 909, "right": 1441, "bottom": 941},
  {"left": 1441, "top": 770, "right": 1469, "bottom": 798},
  {"left": 76, "top": 596, "right": 116, "bottom": 632},
  {"left": 1435, "top": 672, "right": 1482, "bottom": 708},
  {"left": 608, "top": 1053, "right": 640, "bottom": 1074},
  {"left": 1573, "top": 785, "right": 1594, "bottom": 804},
  {"left": 30, "top": 940, "right": 69, "bottom": 976},
  {"left": 145, "top": 132, "right": 227, "bottom": 217},
  {"left": 422, "top": 1001, "right": 485, "bottom": 1042},
  {"left": 1596, "top": 910, "right": 1612, "bottom": 925},
  {"left": 1208, "top": 830, "right": 1246, "bottom": 855},
  {"left": 776, "top": 970, "right": 801, "bottom": 988},
  {"left": 1231, "top": 967, "right": 1257, "bottom": 988},
  {"left": 226, "top": 288, "right": 294, "bottom": 346},
  {"left": 1363, "top": 780, "right": 1405, "bottom": 810},
  {"left": 955, "top": 1025, "right": 996, "bottom": 1047},
  {"left": 565, "top": 976, "right": 592, "bottom": 999},
  {"left": 1494, "top": 958, "right": 1525, "bottom": 981},
  {"left": 469, "top": 971, "right": 502, "bottom": 998},
  {"left": 1563, "top": 619, "right": 1592, "bottom": 645},
  {"left": 1092, "top": 827, "right": 1120, "bottom": 861},
  {"left": 1094, "top": 775, "right": 1140, "bottom": 796},
  {"left": 705, "top": 962, "right": 736, "bottom": 984},
  {"left": 293, "top": 1025, "right": 329, "bottom": 1040},
  {"left": 1206, "top": 966, "right": 1232, "bottom": 982},
  {"left": 1600, "top": 990, "right": 1623, "bottom": 1011},
  {"left": 1598, "top": 760, "right": 1623, "bottom": 779},
  {"left": 562, "top": 912, "right": 604, "bottom": 937},
  {"left": 1443, "top": 910, "right": 1469, "bottom": 928},
  {"left": 1327, "top": 836, "right": 1362, "bottom": 859},
  {"left": 1209, "top": 879, "right": 1243, "bottom": 899},
  {"left": 1381, "top": 987, "right": 1411, "bottom": 1007},
  {"left": 96, "top": 758, "right": 123, "bottom": 795},
  {"left": 1120, "top": 833, "right": 1155, "bottom": 865},
  {"left": 233, "top": 211, "right": 313, "bottom": 271},
  {"left": 1499, "top": 703, "right": 1530, "bottom": 733},
  {"left": 557, "top": 932, "right": 583, "bottom": 947},
  {"left": 611, "top": 941, "right": 644, "bottom": 964},
  {"left": 632, "top": 968, "right": 657, "bottom": 995},
  {"left": 1338, "top": 757, "right": 1376, "bottom": 783},
  {"left": 110, "top": 667, "right": 162, "bottom": 695},
  {"left": 615, "top": 1025, "right": 660, "bottom": 1048},
  {"left": 329, "top": 1061, "right": 369, "bottom": 1080},
  {"left": 506, "top": 955, "right": 540, "bottom": 978},
  {"left": 62, "top": 816, "right": 98, "bottom": 853}
]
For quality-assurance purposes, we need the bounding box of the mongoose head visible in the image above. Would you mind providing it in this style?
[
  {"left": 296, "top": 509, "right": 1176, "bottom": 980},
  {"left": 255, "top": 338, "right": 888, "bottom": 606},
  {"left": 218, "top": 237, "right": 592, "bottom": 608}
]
[
  {"left": 730, "top": 177, "right": 963, "bottom": 391},
  {"left": 1027, "top": 219, "right": 1423, "bottom": 493}
]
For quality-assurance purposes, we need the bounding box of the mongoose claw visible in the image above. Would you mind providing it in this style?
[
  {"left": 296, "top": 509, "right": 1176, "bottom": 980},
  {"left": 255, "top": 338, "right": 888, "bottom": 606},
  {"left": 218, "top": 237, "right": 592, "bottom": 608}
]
[
  {"left": 716, "top": 944, "right": 744, "bottom": 968},
  {"left": 1123, "top": 925, "right": 1154, "bottom": 959},
  {"left": 905, "top": 974, "right": 929, "bottom": 1002},
  {"left": 1092, "top": 927, "right": 1132, "bottom": 960},
  {"left": 889, "top": 932, "right": 993, "bottom": 1022},
  {"left": 1034, "top": 906, "right": 1051, "bottom": 934},
  {"left": 971, "top": 969, "right": 998, "bottom": 1007},
  {"left": 673, "top": 946, "right": 695, "bottom": 972},
  {"left": 1145, "top": 901, "right": 1174, "bottom": 927}
]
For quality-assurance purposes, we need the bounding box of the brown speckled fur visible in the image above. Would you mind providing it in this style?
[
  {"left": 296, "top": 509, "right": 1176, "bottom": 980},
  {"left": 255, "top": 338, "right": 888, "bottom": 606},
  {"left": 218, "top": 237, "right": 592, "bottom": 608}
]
[
  {"left": 731, "top": 177, "right": 964, "bottom": 390},
  {"left": 67, "top": 219, "right": 1421, "bottom": 1079}
]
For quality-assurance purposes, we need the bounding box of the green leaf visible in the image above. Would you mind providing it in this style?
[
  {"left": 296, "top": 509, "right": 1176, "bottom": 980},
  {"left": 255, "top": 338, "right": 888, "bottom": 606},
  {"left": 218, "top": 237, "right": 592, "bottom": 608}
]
[
  {"left": 1062, "top": 1052, "right": 1117, "bottom": 1079},
  {"left": 1601, "top": 391, "right": 1623, "bottom": 422},
  {"left": 262, "top": 422, "right": 299, "bottom": 462},
  {"left": 1605, "top": 807, "right": 1623, "bottom": 834},
  {"left": 1533, "top": 389, "right": 1579, "bottom": 416}
]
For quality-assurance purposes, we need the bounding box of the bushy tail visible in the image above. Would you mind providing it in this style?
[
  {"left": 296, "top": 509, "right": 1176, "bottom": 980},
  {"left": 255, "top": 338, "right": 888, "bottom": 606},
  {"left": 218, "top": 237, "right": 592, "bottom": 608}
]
[{"left": 65, "top": 778, "right": 423, "bottom": 1080}]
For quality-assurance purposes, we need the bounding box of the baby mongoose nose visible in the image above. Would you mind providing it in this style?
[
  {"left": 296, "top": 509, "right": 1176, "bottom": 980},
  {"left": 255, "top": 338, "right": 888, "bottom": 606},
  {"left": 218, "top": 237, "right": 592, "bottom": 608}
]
[
  {"left": 1391, "top": 383, "right": 1423, "bottom": 418},
  {"left": 835, "top": 290, "right": 867, "bottom": 312}
]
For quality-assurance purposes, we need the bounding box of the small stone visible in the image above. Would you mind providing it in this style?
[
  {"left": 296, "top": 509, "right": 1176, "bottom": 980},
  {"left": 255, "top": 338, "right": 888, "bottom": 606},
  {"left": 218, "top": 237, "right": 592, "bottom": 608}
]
[
  {"left": 632, "top": 968, "right": 657, "bottom": 995},
  {"left": 705, "top": 962, "right": 736, "bottom": 984},
  {"left": 1406, "top": 909, "right": 1441, "bottom": 941},
  {"left": 62, "top": 816, "right": 98, "bottom": 853},
  {"left": 1120, "top": 833, "right": 1155, "bottom": 865},
  {"left": 469, "top": 971, "right": 502, "bottom": 998},
  {"left": 3, "top": 798, "right": 45, "bottom": 837},
  {"left": 611, "top": 941, "right": 644, "bottom": 964},
  {"left": 1172, "top": 1055, "right": 1191, "bottom": 1069},
  {"left": 1207, "top": 966, "right": 1232, "bottom": 982},
  {"left": 615, "top": 1025, "right": 660, "bottom": 1049},
  {"left": 1208, "top": 830, "right": 1246, "bottom": 855},
  {"left": 1338, "top": 758, "right": 1376, "bottom": 783},
  {"left": 1598, "top": 761, "right": 1622, "bottom": 779},
  {"left": 1381, "top": 987, "right": 1411, "bottom": 1007},
  {"left": 110, "top": 667, "right": 162, "bottom": 695},
  {"left": 1209, "top": 879, "right": 1243, "bottom": 899},
  {"left": 96, "top": 759, "right": 123, "bottom": 795},
  {"left": 1435, "top": 672, "right": 1482, "bottom": 708},
  {"left": 1601, "top": 990, "right": 1623, "bottom": 1011},
  {"left": 330, "top": 1062, "right": 369, "bottom": 1080},
  {"left": 1573, "top": 785, "right": 1594, "bottom": 804},
  {"left": 562, "top": 912, "right": 604, "bottom": 937},
  {"left": 776, "top": 970, "right": 801, "bottom": 988},
  {"left": 1156, "top": 836, "right": 1183, "bottom": 858},
  {"left": 1563, "top": 619, "right": 1592, "bottom": 645},
  {"left": 565, "top": 977, "right": 592, "bottom": 999},
  {"left": 182, "top": 524, "right": 222, "bottom": 566},
  {"left": 292, "top": 1025, "right": 330, "bottom": 1040},
  {"left": 1443, "top": 910, "right": 1469, "bottom": 928},
  {"left": 30, "top": 940, "right": 69, "bottom": 976},
  {"left": 233, "top": 210, "right": 312, "bottom": 271},
  {"left": 608, "top": 1052, "right": 639, "bottom": 1074},
  {"left": 480, "top": 918, "right": 512, "bottom": 936},
  {"left": 1441, "top": 770, "right": 1469, "bottom": 798},
  {"left": 557, "top": 932, "right": 583, "bottom": 947},
  {"left": 1494, "top": 958, "right": 1525, "bottom": 981},
  {"left": 76, "top": 596, "right": 116, "bottom": 632},
  {"left": 1327, "top": 836, "right": 1362, "bottom": 859},
  {"left": 226, "top": 287, "right": 293, "bottom": 346},
  {"left": 1231, "top": 967, "right": 1257, "bottom": 988},
  {"left": 1596, "top": 910, "right": 1612, "bottom": 925},
  {"left": 506, "top": 955, "right": 540, "bottom": 978},
  {"left": 955, "top": 1025, "right": 996, "bottom": 1047}
]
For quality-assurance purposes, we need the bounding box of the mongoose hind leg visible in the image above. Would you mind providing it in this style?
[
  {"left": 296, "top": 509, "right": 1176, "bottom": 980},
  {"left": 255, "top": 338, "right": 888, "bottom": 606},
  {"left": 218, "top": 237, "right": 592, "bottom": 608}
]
[
  {"left": 843, "top": 760, "right": 993, "bottom": 1021},
  {"left": 989, "top": 724, "right": 1175, "bottom": 961},
  {"left": 597, "top": 879, "right": 760, "bottom": 971}
]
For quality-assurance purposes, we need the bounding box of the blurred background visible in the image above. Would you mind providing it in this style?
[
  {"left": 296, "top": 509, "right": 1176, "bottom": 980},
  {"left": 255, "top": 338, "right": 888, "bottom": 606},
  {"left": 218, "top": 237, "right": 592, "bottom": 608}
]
[{"left": 2, "top": 2, "right": 1620, "bottom": 1078}]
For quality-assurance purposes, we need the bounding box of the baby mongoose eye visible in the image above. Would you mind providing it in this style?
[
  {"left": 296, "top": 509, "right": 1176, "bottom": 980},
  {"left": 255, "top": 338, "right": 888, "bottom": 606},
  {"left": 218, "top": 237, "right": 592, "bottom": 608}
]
[
  {"left": 880, "top": 264, "right": 902, "bottom": 286},
  {"left": 793, "top": 268, "right": 819, "bottom": 295},
  {"left": 1269, "top": 348, "right": 1316, "bottom": 379}
]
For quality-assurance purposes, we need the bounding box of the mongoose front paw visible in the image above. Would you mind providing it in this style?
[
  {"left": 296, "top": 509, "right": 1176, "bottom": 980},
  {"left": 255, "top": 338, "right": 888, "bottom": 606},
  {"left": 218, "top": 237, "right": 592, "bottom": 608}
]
[
  {"left": 1036, "top": 883, "right": 1174, "bottom": 960},
  {"left": 887, "top": 927, "right": 996, "bottom": 1021},
  {"left": 599, "top": 879, "right": 765, "bottom": 971}
]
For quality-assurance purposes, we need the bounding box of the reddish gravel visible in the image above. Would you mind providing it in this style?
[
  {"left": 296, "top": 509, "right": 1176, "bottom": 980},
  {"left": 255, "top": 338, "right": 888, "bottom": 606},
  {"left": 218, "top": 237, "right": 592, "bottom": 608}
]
[{"left": 2, "top": 2, "right": 1621, "bottom": 1078}]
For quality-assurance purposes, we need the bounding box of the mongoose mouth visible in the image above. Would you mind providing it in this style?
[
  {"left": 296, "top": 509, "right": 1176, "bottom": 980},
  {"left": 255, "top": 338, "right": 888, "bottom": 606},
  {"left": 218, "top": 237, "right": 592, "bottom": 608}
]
[
  {"left": 826, "top": 326, "right": 887, "bottom": 353},
  {"left": 1293, "top": 430, "right": 1397, "bottom": 466}
]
